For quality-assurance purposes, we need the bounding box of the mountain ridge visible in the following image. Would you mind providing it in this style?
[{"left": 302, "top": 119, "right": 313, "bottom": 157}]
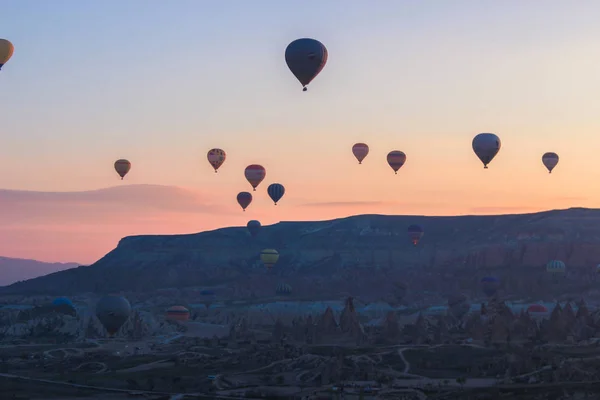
[{"left": 3, "top": 207, "right": 600, "bottom": 301}]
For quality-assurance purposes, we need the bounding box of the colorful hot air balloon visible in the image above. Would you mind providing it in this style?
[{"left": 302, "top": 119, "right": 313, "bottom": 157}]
[
  {"left": 407, "top": 224, "right": 424, "bottom": 246},
  {"left": 260, "top": 249, "right": 279, "bottom": 269},
  {"left": 207, "top": 148, "right": 226, "bottom": 173},
  {"left": 285, "top": 38, "right": 328, "bottom": 92},
  {"left": 244, "top": 164, "right": 266, "bottom": 191},
  {"left": 165, "top": 305, "right": 190, "bottom": 322},
  {"left": 237, "top": 191, "right": 252, "bottom": 211},
  {"left": 387, "top": 151, "right": 406, "bottom": 174},
  {"left": 480, "top": 277, "right": 500, "bottom": 297},
  {"left": 267, "top": 183, "right": 285, "bottom": 205},
  {"left": 546, "top": 260, "right": 566, "bottom": 274},
  {"left": 472, "top": 133, "right": 501, "bottom": 169},
  {"left": 95, "top": 295, "right": 131, "bottom": 337},
  {"left": 247, "top": 220, "right": 262, "bottom": 237},
  {"left": 352, "top": 143, "right": 369, "bottom": 164},
  {"left": 526, "top": 304, "right": 548, "bottom": 313},
  {"left": 114, "top": 159, "right": 131, "bottom": 180},
  {"left": 275, "top": 283, "right": 292, "bottom": 296},
  {"left": 0, "top": 39, "right": 14, "bottom": 71},
  {"left": 542, "top": 152, "right": 559, "bottom": 174}
]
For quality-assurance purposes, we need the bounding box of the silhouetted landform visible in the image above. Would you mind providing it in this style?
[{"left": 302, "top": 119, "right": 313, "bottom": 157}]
[
  {"left": 3, "top": 207, "right": 600, "bottom": 303},
  {"left": 0, "top": 257, "right": 79, "bottom": 286},
  {"left": 2, "top": 297, "right": 600, "bottom": 399}
]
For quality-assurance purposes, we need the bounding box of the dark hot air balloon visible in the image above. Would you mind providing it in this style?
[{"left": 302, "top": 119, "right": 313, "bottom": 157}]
[
  {"left": 526, "top": 304, "right": 548, "bottom": 313},
  {"left": 387, "top": 151, "right": 406, "bottom": 174},
  {"left": 352, "top": 143, "right": 369, "bottom": 164},
  {"left": 285, "top": 38, "right": 328, "bottom": 92},
  {"left": 247, "top": 220, "right": 262, "bottom": 237},
  {"left": 407, "top": 224, "right": 424, "bottom": 246},
  {"left": 237, "top": 192, "right": 252, "bottom": 211},
  {"left": 267, "top": 183, "right": 285, "bottom": 205},
  {"left": 207, "top": 148, "right": 226, "bottom": 172},
  {"left": 244, "top": 164, "right": 266, "bottom": 191},
  {"left": 480, "top": 276, "right": 499, "bottom": 297},
  {"left": 95, "top": 295, "right": 131, "bottom": 337},
  {"left": 472, "top": 133, "right": 501, "bottom": 169},
  {"left": 542, "top": 152, "right": 559, "bottom": 173},
  {"left": 114, "top": 159, "right": 131, "bottom": 180}
]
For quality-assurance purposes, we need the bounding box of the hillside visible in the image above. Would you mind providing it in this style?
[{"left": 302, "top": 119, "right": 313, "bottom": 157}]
[
  {"left": 3, "top": 208, "right": 600, "bottom": 301},
  {"left": 0, "top": 257, "right": 79, "bottom": 286}
]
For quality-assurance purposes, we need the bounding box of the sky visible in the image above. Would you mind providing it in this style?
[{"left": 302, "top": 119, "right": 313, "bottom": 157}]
[{"left": 1, "top": 0, "right": 600, "bottom": 264}]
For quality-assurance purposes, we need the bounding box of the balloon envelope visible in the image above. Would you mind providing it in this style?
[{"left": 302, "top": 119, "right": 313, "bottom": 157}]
[
  {"left": 207, "top": 148, "right": 226, "bottom": 172},
  {"left": 276, "top": 283, "right": 292, "bottom": 296},
  {"left": 247, "top": 220, "right": 262, "bottom": 237},
  {"left": 244, "top": 165, "right": 266, "bottom": 191},
  {"left": 352, "top": 143, "right": 369, "bottom": 164},
  {"left": 0, "top": 39, "right": 14, "bottom": 69},
  {"left": 114, "top": 159, "right": 131, "bottom": 179},
  {"left": 407, "top": 224, "right": 424, "bottom": 246},
  {"left": 166, "top": 305, "right": 190, "bottom": 322},
  {"left": 542, "top": 152, "right": 559, "bottom": 173},
  {"left": 53, "top": 297, "right": 73, "bottom": 307},
  {"left": 237, "top": 192, "right": 253, "bottom": 211},
  {"left": 95, "top": 295, "right": 131, "bottom": 336},
  {"left": 285, "top": 38, "right": 328, "bottom": 90},
  {"left": 527, "top": 304, "right": 548, "bottom": 313},
  {"left": 546, "top": 260, "right": 566, "bottom": 274},
  {"left": 472, "top": 133, "right": 501, "bottom": 168},
  {"left": 387, "top": 151, "right": 406, "bottom": 174},
  {"left": 267, "top": 183, "right": 285, "bottom": 205},
  {"left": 260, "top": 249, "right": 279, "bottom": 269}
]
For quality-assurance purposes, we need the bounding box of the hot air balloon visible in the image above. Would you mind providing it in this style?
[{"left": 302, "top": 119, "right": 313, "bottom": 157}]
[
  {"left": 480, "top": 277, "right": 500, "bottom": 297},
  {"left": 387, "top": 151, "right": 406, "bottom": 174},
  {"left": 542, "top": 152, "right": 559, "bottom": 174},
  {"left": 53, "top": 297, "right": 73, "bottom": 307},
  {"left": 0, "top": 39, "right": 14, "bottom": 71},
  {"left": 165, "top": 305, "right": 190, "bottom": 322},
  {"left": 244, "top": 164, "right": 266, "bottom": 191},
  {"left": 247, "top": 220, "right": 262, "bottom": 237},
  {"left": 546, "top": 260, "right": 566, "bottom": 274},
  {"left": 267, "top": 183, "right": 285, "bottom": 205},
  {"left": 200, "top": 290, "right": 215, "bottom": 310},
  {"left": 95, "top": 295, "right": 131, "bottom": 337},
  {"left": 260, "top": 249, "right": 279, "bottom": 269},
  {"left": 285, "top": 38, "right": 328, "bottom": 92},
  {"left": 276, "top": 283, "right": 292, "bottom": 296},
  {"left": 207, "top": 148, "right": 226, "bottom": 173},
  {"left": 352, "top": 143, "right": 369, "bottom": 164},
  {"left": 114, "top": 159, "right": 131, "bottom": 180},
  {"left": 237, "top": 192, "right": 252, "bottom": 211},
  {"left": 407, "top": 224, "right": 424, "bottom": 246},
  {"left": 472, "top": 133, "right": 501, "bottom": 169},
  {"left": 526, "top": 304, "right": 548, "bottom": 313}
]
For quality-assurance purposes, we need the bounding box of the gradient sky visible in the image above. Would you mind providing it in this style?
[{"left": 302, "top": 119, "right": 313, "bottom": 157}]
[{"left": 1, "top": 1, "right": 600, "bottom": 264}]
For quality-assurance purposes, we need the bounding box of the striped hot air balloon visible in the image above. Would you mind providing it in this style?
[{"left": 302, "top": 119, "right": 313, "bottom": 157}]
[
  {"left": 542, "top": 152, "right": 559, "bottom": 174},
  {"left": 352, "top": 143, "right": 369, "bottom": 164},
  {"left": 244, "top": 164, "right": 266, "bottom": 191},
  {"left": 387, "top": 151, "right": 406, "bottom": 174},
  {"left": 267, "top": 183, "right": 285, "bottom": 205},
  {"left": 165, "top": 305, "right": 190, "bottom": 322},
  {"left": 260, "top": 249, "right": 279, "bottom": 269}
]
